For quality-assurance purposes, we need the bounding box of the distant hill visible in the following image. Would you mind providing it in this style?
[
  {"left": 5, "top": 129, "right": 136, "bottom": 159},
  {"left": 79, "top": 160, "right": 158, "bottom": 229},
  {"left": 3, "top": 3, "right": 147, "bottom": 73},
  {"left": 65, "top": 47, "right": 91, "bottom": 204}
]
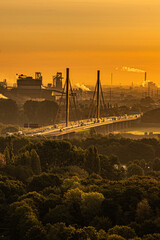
[{"left": 142, "top": 108, "right": 160, "bottom": 123}]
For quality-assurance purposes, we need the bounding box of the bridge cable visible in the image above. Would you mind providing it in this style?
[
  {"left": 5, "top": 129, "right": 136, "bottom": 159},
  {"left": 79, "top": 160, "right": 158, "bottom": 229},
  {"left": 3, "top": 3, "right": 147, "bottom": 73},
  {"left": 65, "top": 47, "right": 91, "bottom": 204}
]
[
  {"left": 70, "top": 82, "right": 80, "bottom": 124},
  {"left": 100, "top": 82, "right": 107, "bottom": 116},
  {"left": 88, "top": 82, "right": 97, "bottom": 119},
  {"left": 54, "top": 81, "right": 66, "bottom": 125}
]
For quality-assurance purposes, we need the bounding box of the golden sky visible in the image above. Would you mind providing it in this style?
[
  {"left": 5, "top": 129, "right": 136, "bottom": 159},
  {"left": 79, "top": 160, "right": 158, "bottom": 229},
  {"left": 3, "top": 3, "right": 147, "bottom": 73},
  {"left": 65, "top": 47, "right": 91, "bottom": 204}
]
[{"left": 1, "top": 0, "right": 160, "bottom": 86}]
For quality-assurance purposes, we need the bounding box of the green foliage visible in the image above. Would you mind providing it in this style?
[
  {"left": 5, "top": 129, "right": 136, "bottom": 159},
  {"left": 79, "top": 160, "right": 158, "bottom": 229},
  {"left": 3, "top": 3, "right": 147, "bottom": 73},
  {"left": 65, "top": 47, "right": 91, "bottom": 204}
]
[
  {"left": 4, "top": 147, "right": 10, "bottom": 165},
  {"left": 71, "top": 136, "right": 156, "bottom": 164},
  {"left": 107, "top": 234, "right": 126, "bottom": 240},
  {"left": 51, "top": 165, "right": 88, "bottom": 179},
  {"left": 25, "top": 225, "right": 47, "bottom": 240},
  {"left": 90, "top": 216, "right": 112, "bottom": 232},
  {"left": 64, "top": 188, "right": 105, "bottom": 224},
  {"left": 143, "top": 233, "right": 160, "bottom": 240},
  {"left": 142, "top": 108, "right": 160, "bottom": 123},
  {"left": 62, "top": 176, "right": 81, "bottom": 191},
  {"left": 1, "top": 126, "right": 19, "bottom": 134},
  {"left": 23, "top": 140, "right": 85, "bottom": 170},
  {"left": 14, "top": 165, "right": 33, "bottom": 182},
  {"left": 0, "top": 99, "right": 18, "bottom": 124},
  {"left": 136, "top": 199, "right": 152, "bottom": 223},
  {"left": 0, "top": 137, "right": 160, "bottom": 239},
  {"left": 83, "top": 226, "right": 99, "bottom": 240},
  {"left": 85, "top": 146, "right": 100, "bottom": 174},
  {"left": 64, "top": 187, "right": 84, "bottom": 204},
  {"left": 28, "top": 173, "right": 61, "bottom": 192},
  {"left": 108, "top": 225, "right": 136, "bottom": 239},
  {"left": 81, "top": 191, "right": 105, "bottom": 221},
  {"left": 152, "top": 158, "right": 160, "bottom": 171},
  {"left": 30, "top": 149, "right": 41, "bottom": 175},
  {"left": 127, "top": 164, "right": 144, "bottom": 177},
  {"left": 16, "top": 150, "right": 31, "bottom": 167},
  {"left": 4, "top": 146, "right": 13, "bottom": 165},
  {"left": 100, "top": 154, "right": 122, "bottom": 180},
  {"left": 0, "top": 177, "right": 25, "bottom": 204},
  {"left": 10, "top": 200, "right": 40, "bottom": 240},
  {"left": 98, "top": 229, "right": 108, "bottom": 240},
  {"left": 47, "top": 222, "right": 75, "bottom": 240},
  {"left": 24, "top": 100, "right": 58, "bottom": 125}
]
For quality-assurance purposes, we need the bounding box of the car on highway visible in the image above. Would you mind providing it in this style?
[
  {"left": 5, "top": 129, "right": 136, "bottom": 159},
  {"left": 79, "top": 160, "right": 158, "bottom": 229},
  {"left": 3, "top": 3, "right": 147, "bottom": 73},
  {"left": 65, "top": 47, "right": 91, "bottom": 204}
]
[
  {"left": 18, "top": 131, "right": 23, "bottom": 135},
  {"left": 6, "top": 132, "right": 13, "bottom": 136},
  {"left": 34, "top": 132, "right": 42, "bottom": 136}
]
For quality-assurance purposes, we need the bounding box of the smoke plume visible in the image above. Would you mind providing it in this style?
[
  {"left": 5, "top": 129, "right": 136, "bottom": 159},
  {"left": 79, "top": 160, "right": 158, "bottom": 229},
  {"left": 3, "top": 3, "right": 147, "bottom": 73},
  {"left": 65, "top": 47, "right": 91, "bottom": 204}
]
[
  {"left": 75, "top": 83, "right": 90, "bottom": 91},
  {"left": 121, "top": 66, "right": 145, "bottom": 73}
]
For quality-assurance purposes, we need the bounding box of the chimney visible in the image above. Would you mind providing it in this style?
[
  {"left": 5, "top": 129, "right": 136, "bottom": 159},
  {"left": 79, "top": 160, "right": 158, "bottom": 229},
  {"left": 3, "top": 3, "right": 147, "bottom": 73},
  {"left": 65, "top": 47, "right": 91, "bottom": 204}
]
[{"left": 145, "top": 72, "right": 147, "bottom": 82}]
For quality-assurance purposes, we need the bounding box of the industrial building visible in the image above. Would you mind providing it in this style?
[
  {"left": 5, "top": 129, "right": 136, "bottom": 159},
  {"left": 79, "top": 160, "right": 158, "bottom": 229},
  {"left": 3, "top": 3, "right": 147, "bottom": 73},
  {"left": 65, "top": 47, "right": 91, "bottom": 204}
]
[
  {"left": 7, "top": 72, "right": 55, "bottom": 100},
  {"left": 17, "top": 72, "right": 42, "bottom": 89},
  {"left": 0, "top": 79, "right": 7, "bottom": 89},
  {"left": 53, "top": 72, "right": 63, "bottom": 90}
]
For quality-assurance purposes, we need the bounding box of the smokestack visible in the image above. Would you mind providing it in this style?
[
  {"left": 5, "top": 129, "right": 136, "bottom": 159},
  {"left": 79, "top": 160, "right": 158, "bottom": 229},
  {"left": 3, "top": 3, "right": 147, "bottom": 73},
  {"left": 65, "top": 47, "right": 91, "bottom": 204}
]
[{"left": 145, "top": 72, "right": 147, "bottom": 82}]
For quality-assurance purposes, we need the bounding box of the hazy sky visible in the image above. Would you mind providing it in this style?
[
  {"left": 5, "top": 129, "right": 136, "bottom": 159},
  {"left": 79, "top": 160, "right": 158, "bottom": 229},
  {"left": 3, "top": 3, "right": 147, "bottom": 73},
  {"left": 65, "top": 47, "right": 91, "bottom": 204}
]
[{"left": 1, "top": 0, "right": 160, "bottom": 86}]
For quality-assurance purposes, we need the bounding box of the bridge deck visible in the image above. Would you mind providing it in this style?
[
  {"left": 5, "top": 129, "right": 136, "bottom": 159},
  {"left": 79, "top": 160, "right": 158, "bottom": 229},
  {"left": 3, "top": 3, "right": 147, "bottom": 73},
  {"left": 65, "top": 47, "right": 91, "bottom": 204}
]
[{"left": 22, "top": 114, "right": 141, "bottom": 137}]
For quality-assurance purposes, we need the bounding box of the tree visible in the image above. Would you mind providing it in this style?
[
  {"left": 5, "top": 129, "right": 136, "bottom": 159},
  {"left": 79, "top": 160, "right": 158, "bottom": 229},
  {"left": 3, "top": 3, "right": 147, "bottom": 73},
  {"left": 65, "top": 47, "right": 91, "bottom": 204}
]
[
  {"left": 85, "top": 146, "right": 100, "bottom": 174},
  {"left": 23, "top": 151, "right": 31, "bottom": 167},
  {"left": 30, "top": 149, "right": 41, "bottom": 175},
  {"left": 108, "top": 225, "right": 136, "bottom": 239},
  {"left": 64, "top": 188, "right": 83, "bottom": 205},
  {"left": 90, "top": 128, "right": 97, "bottom": 137},
  {"left": 4, "top": 146, "right": 10, "bottom": 165},
  {"left": 25, "top": 225, "right": 47, "bottom": 240},
  {"left": 28, "top": 173, "right": 61, "bottom": 192},
  {"left": 101, "top": 199, "right": 121, "bottom": 225},
  {"left": 109, "top": 155, "right": 120, "bottom": 166},
  {"left": 143, "top": 233, "right": 160, "bottom": 240},
  {"left": 10, "top": 201, "right": 40, "bottom": 239},
  {"left": 0, "top": 153, "right": 5, "bottom": 166},
  {"left": 107, "top": 234, "right": 126, "bottom": 240},
  {"left": 90, "top": 216, "right": 112, "bottom": 232},
  {"left": 83, "top": 226, "right": 99, "bottom": 240},
  {"left": 136, "top": 199, "right": 152, "bottom": 223},
  {"left": 152, "top": 158, "right": 160, "bottom": 171},
  {"left": 46, "top": 222, "right": 75, "bottom": 240},
  {"left": 14, "top": 165, "right": 33, "bottom": 182},
  {"left": 62, "top": 176, "right": 81, "bottom": 191},
  {"left": 4, "top": 145, "right": 14, "bottom": 165},
  {"left": 9, "top": 143, "right": 15, "bottom": 165},
  {"left": 23, "top": 100, "right": 58, "bottom": 125},
  {"left": 0, "top": 99, "right": 18, "bottom": 124},
  {"left": 127, "top": 164, "right": 144, "bottom": 178},
  {"left": 98, "top": 229, "right": 108, "bottom": 240},
  {"left": 16, "top": 150, "right": 31, "bottom": 167},
  {"left": 81, "top": 191, "right": 104, "bottom": 222},
  {"left": 69, "top": 228, "right": 88, "bottom": 240}
]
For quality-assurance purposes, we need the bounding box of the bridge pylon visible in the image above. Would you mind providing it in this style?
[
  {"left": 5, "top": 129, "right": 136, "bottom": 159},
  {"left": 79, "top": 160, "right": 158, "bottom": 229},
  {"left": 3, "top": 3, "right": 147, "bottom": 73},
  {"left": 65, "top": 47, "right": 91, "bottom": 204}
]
[
  {"left": 66, "top": 68, "right": 70, "bottom": 127},
  {"left": 54, "top": 68, "right": 79, "bottom": 127},
  {"left": 97, "top": 70, "right": 100, "bottom": 120},
  {"left": 88, "top": 70, "right": 106, "bottom": 122}
]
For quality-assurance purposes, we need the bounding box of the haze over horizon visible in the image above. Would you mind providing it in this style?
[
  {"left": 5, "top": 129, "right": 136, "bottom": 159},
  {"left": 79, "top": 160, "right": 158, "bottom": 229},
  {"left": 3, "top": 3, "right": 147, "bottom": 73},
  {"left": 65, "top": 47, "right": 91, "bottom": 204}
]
[{"left": 1, "top": 0, "right": 160, "bottom": 86}]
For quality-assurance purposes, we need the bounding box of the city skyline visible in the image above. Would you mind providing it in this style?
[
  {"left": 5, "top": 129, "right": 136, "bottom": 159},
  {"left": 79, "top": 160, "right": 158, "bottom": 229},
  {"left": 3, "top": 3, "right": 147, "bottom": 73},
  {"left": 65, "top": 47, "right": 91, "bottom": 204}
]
[{"left": 1, "top": 0, "right": 160, "bottom": 85}]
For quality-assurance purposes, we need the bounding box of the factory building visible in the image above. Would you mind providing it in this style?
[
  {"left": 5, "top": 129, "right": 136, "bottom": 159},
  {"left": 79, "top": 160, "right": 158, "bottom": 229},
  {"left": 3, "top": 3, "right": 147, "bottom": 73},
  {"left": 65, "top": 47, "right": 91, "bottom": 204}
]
[
  {"left": 53, "top": 72, "right": 63, "bottom": 90},
  {"left": 11, "top": 72, "right": 55, "bottom": 100},
  {"left": 17, "top": 72, "right": 42, "bottom": 89},
  {"left": 0, "top": 79, "right": 7, "bottom": 89}
]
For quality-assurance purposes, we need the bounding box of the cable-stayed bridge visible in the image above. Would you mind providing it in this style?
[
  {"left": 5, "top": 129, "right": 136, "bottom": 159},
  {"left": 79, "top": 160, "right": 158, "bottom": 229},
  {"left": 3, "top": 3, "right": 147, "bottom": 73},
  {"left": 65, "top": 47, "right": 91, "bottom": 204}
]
[{"left": 23, "top": 68, "right": 141, "bottom": 138}]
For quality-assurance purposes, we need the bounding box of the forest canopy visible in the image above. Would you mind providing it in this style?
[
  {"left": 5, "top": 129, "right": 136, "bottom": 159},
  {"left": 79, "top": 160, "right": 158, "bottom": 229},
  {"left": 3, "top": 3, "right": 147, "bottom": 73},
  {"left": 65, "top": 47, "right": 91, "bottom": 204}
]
[{"left": 0, "top": 135, "right": 160, "bottom": 240}]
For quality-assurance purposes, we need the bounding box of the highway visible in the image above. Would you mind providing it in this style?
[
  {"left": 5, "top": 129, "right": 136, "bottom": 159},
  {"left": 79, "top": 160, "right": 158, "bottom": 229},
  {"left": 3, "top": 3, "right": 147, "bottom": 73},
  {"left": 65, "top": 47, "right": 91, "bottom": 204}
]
[{"left": 18, "top": 114, "right": 141, "bottom": 137}]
